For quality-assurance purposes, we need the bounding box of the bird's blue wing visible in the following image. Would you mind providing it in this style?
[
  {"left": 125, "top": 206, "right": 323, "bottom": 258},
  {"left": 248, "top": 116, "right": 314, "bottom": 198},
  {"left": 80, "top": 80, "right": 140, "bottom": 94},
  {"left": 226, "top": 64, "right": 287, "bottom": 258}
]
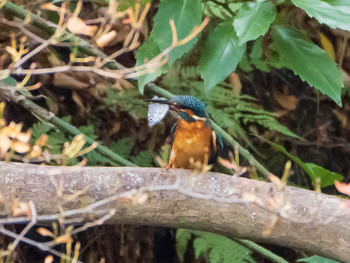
[
  {"left": 169, "top": 122, "right": 177, "bottom": 147},
  {"left": 209, "top": 130, "right": 224, "bottom": 164}
]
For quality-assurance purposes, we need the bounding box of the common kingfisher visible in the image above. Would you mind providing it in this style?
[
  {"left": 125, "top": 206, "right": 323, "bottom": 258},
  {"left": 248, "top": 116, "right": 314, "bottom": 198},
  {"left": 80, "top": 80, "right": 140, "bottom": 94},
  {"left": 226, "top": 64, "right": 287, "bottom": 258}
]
[{"left": 149, "top": 95, "right": 223, "bottom": 170}]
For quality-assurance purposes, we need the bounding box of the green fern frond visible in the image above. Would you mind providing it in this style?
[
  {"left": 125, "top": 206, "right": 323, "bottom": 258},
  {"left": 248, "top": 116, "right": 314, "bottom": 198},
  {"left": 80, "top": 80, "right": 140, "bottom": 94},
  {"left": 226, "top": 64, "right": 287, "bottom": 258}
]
[
  {"left": 131, "top": 150, "right": 155, "bottom": 167},
  {"left": 176, "top": 229, "right": 192, "bottom": 262},
  {"left": 110, "top": 138, "right": 133, "bottom": 159},
  {"left": 161, "top": 66, "right": 299, "bottom": 147},
  {"left": 31, "top": 122, "right": 53, "bottom": 141},
  {"left": 103, "top": 88, "right": 148, "bottom": 118}
]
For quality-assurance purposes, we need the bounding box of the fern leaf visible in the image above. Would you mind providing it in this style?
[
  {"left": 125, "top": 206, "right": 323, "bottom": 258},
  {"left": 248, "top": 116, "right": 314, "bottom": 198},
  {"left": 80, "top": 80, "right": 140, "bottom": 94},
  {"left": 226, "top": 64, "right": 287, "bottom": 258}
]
[
  {"left": 131, "top": 150, "right": 155, "bottom": 167},
  {"left": 176, "top": 229, "right": 192, "bottom": 262},
  {"left": 110, "top": 138, "right": 133, "bottom": 159},
  {"left": 31, "top": 122, "right": 53, "bottom": 141},
  {"left": 79, "top": 125, "right": 98, "bottom": 140}
]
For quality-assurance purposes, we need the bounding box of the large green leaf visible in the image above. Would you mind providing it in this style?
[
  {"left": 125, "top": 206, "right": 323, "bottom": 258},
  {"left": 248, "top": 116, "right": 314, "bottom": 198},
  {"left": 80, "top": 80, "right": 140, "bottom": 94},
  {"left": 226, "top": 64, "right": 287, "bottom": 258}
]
[
  {"left": 198, "top": 20, "right": 245, "bottom": 92},
  {"left": 152, "top": 0, "right": 202, "bottom": 65},
  {"left": 270, "top": 142, "right": 343, "bottom": 188},
  {"left": 291, "top": 0, "right": 350, "bottom": 31},
  {"left": 135, "top": 36, "right": 168, "bottom": 94},
  {"left": 297, "top": 255, "right": 340, "bottom": 263},
  {"left": 272, "top": 26, "right": 343, "bottom": 106},
  {"left": 234, "top": 1, "right": 276, "bottom": 45}
]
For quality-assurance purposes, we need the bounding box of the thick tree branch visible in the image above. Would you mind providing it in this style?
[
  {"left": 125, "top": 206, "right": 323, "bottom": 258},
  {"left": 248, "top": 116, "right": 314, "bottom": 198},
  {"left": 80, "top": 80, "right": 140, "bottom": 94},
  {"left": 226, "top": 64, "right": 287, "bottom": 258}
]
[{"left": 0, "top": 162, "right": 348, "bottom": 262}]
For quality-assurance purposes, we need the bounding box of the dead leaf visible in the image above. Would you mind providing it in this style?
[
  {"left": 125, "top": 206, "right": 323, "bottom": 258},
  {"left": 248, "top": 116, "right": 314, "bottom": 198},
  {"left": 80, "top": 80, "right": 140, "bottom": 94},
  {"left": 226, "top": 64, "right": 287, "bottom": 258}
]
[
  {"left": 28, "top": 145, "right": 43, "bottom": 159},
  {"left": 53, "top": 72, "right": 89, "bottom": 90},
  {"left": 228, "top": 72, "right": 242, "bottom": 96},
  {"left": 319, "top": 32, "right": 335, "bottom": 59},
  {"left": 96, "top": 30, "right": 118, "bottom": 47},
  {"left": 335, "top": 181, "right": 350, "bottom": 196},
  {"left": 13, "top": 202, "right": 32, "bottom": 217},
  {"left": 16, "top": 130, "right": 31, "bottom": 143},
  {"left": 41, "top": 3, "right": 63, "bottom": 12},
  {"left": 36, "top": 134, "right": 48, "bottom": 147},
  {"left": 66, "top": 17, "right": 98, "bottom": 37},
  {"left": 333, "top": 109, "right": 348, "bottom": 128},
  {"left": 72, "top": 91, "right": 87, "bottom": 116},
  {"left": 44, "top": 255, "right": 54, "bottom": 263},
  {"left": 12, "top": 141, "right": 30, "bottom": 153},
  {"left": 0, "top": 134, "right": 11, "bottom": 154},
  {"left": 55, "top": 233, "right": 73, "bottom": 244},
  {"left": 272, "top": 89, "right": 298, "bottom": 111},
  {"left": 37, "top": 227, "right": 54, "bottom": 238},
  {"left": 268, "top": 173, "right": 283, "bottom": 188}
]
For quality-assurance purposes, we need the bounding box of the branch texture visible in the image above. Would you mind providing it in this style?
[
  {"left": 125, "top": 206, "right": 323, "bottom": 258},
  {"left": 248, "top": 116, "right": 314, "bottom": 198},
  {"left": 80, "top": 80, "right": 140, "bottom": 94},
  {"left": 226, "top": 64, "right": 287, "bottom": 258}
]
[{"left": 0, "top": 162, "right": 349, "bottom": 261}]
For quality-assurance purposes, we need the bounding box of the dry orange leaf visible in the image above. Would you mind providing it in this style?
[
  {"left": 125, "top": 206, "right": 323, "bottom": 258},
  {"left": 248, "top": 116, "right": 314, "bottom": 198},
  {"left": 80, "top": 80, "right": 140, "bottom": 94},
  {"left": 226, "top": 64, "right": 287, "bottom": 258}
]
[
  {"left": 228, "top": 72, "right": 242, "bottom": 96},
  {"left": 268, "top": 173, "right": 283, "bottom": 188},
  {"left": 28, "top": 145, "right": 43, "bottom": 159},
  {"left": 41, "top": 3, "right": 62, "bottom": 12},
  {"left": 332, "top": 109, "right": 348, "bottom": 128},
  {"left": 13, "top": 202, "right": 32, "bottom": 217},
  {"left": 37, "top": 227, "right": 54, "bottom": 238},
  {"left": 66, "top": 17, "right": 98, "bottom": 37},
  {"left": 11, "top": 141, "right": 30, "bottom": 153},
  {"left": 0, "top": 134, "right": 11, "bottom": 154},
  {"left": 44, "top": 255, "right": 54, "bottom": 263},
  {"left": 55, "top": 233, "right": 73, "bottom": 244},
  {"left": 218, "top": 158, "right": 236, "bottom": 169},
  {"left": 272, "top": 89, "right": 298, "bottom": 111},
  {"left": 36, "top": 134, "right": 48, "bottom": 147},
  {"left": 334, "top": 181, "right": 350, "bottom": 196},
  {"left": 16, "top": 130, "right": 31, "bottom": 143}
]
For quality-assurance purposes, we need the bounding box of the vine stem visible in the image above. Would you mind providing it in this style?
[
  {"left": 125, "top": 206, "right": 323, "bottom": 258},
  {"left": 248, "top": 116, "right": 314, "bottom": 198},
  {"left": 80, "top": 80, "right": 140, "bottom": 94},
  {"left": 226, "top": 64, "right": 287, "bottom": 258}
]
[
  {"left": 234, "top": 238, "right": 289, "bottom": 263},
  {"left": 209, "top": 0, "right": 235, "bottom": 16}
]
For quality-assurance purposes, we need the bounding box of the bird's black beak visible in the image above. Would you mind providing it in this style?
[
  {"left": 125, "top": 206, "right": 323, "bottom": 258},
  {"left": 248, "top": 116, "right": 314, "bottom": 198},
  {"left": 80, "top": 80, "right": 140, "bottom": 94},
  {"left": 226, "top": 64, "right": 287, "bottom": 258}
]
[{"left": 145, "top": 98, "right": 172, "bottom": 105}]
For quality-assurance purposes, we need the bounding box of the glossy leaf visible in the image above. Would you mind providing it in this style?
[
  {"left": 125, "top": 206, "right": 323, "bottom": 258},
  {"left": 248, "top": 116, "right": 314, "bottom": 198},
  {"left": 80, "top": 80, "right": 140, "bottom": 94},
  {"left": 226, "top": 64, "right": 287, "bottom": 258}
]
[
  {"left": 152, "top": 0, "right": 202, "bottom": 65},
  {"left": 135, "top": 37, "right": 167, "bottom": 94},
  {"left": 297, "top": 255, "right": 340, "bottom": 263},
  {"left": 234, "top": 1, "right": 276, "bottom": 45},
  {"left": 199, "top": 20, "right": 245, "bottom": 92},
  {"left": 270, "top": 142, "right": 343, "bottom": 188},
  {"left": 272, "top": 26, "right": 343, "bottom": 106},
  {"left": 291, "top": 0, "right": 350, "bottom": 31}
]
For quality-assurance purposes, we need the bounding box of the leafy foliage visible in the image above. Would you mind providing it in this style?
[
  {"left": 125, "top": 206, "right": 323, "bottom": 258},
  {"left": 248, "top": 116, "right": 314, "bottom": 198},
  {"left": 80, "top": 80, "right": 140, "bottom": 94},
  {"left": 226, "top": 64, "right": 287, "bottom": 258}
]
[
  {"left": 136, "top": 0, "right": 347, "bottom": 105},
  {"left": 271, "top": 26, "right": 343, "bottom": 106},
  {"left": 198, "top": 19, "right": 245, "bottom": 92},
  {"left": 297, "top": 255, "right": 340, "bottom": 263},
  {"left": 161, "top": 66, "right": 298, "bottom": 148},
  {"left": 234, "top": 1, "right": 276, "bottom": 45},
  {"left": 176, "top": 229, "right": 254, "bottom": 263},
  {"left": 291, "top": 0, "right": 350, "bottom": 31},
  {"left": 103, "top": 88, "right": 148, "bottom": 118},
  {"left": 130, "top": 150, "right": 155, "bottom": 167},
  {"left": 135, "top": 36, "right": 167, "bottom": 94},
  {"left": 152, "top": 0, "right": 202, "bottom": 65},
  {"left": 270, "top": 142, "right": 343, "bottom": 188},
  {"left": 31, "top": 121, "right": 66, "bottom": 155}
]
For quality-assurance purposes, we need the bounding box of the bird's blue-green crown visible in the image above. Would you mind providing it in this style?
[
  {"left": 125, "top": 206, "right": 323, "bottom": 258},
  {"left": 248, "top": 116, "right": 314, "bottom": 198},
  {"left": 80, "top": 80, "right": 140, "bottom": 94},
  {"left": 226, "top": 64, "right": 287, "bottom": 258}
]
[{"left": 171, "top": 95, "right": 208, "bottom": 119}]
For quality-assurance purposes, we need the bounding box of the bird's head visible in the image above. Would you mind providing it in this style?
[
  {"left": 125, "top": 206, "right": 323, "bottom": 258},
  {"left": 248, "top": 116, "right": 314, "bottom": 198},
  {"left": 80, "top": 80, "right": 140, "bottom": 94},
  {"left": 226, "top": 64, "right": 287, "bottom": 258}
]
[{"left": 150, "top": 95, "right": 208, "bottom": 122}]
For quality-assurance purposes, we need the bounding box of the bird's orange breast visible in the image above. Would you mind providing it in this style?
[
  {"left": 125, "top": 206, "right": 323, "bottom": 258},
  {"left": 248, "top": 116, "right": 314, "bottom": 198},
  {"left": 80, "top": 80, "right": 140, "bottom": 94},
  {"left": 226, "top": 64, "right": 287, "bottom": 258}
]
[{"left": 169, "top": 119, "right": 213, "bottom": 169}]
